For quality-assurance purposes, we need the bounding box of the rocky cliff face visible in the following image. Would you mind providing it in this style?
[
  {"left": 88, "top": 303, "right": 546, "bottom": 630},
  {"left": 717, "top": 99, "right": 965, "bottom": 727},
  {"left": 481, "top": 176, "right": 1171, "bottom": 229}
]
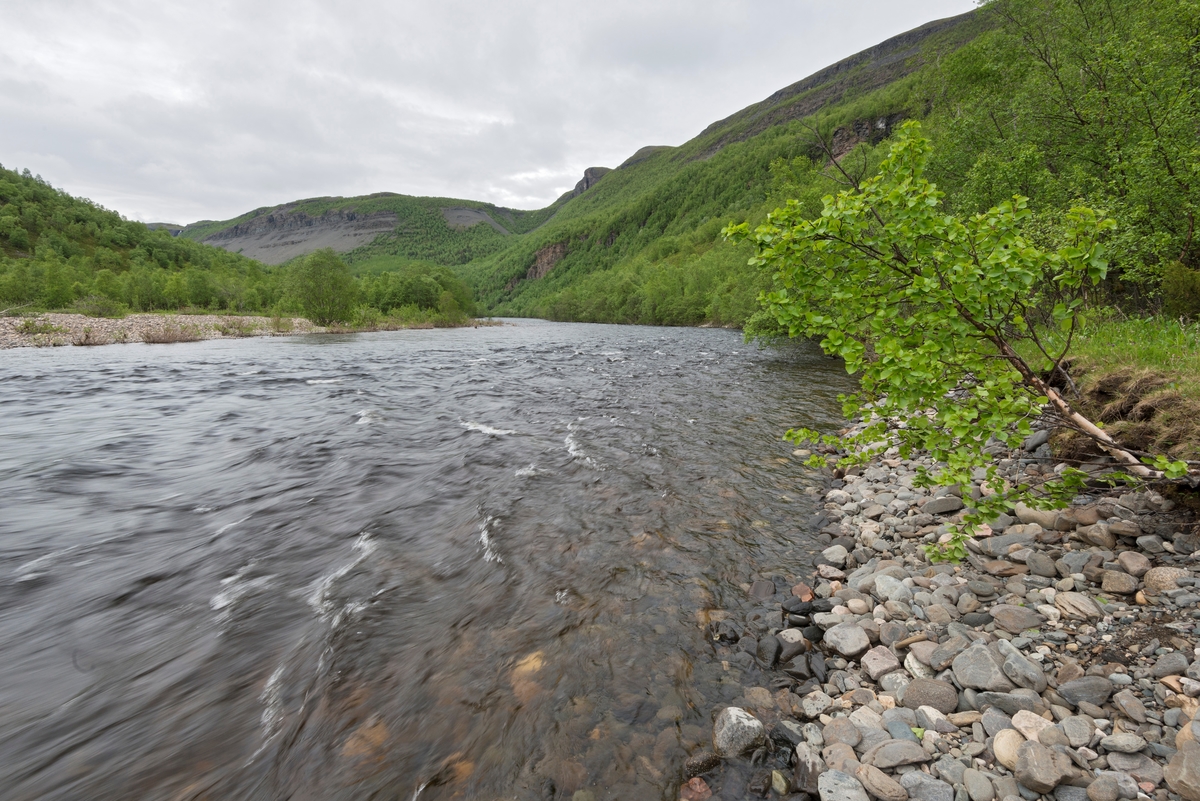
[
  {"left": 571, "top": 167, "right": 611, "bottom": 197},
  {"left": 506, "top": 241, "right": 569, "bottom": 290},
  {"left": 198, "top": 207, "right": 398, "bottom": 265}
]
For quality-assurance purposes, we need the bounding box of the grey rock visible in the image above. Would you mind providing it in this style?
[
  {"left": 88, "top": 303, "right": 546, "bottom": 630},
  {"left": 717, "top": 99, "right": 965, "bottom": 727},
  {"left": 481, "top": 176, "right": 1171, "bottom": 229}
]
[
  {"left": 1166, "top": 742, "right": 1200, "bottom": 801},
  {"left": 1086, "top": 776, "right": 1119, "bottom": 801},
  {"left": 1054, "top": 787, "right": 1089, "bottom": 801},
  {"left": 873, "top": 740, "right": 932, "bottom": 769},
  {"left": 862, "top": 645, "right": 903, "bottom": 680},
  {"left": 925, "top": 497, "right": 965, "bottom": 516},
  {"left": 1014, "top": 740, "right": 1075, "bottom": 793},
  {"left": 1153, "top": 651, "right": 1190, "bottom": 678},
  {"left": 917, "top": 705, "right": 958, "bottom": 734},
  {"left": 1100, "top": 732, "right": 1147, "bottom": 753},
  {"left": 1101, "top": 571, "right": 1138, "bottom": 595},
  {"left": 902, "top": 679, "right": 960, "bottom": 714},
  {"left": 982, "top": 708, "right": 1015, "bottom": 737},
  {"left": 1039, "top": 725, "right": 1071, "bottom": 747},
  {"left": 900, "top": 772, "right": 954, "bottom": 801},
  {"left": 935, "top": 756, "right": 967, "bottom": 785},
  {"left": 824, "top": 717, "right": 862, "bottom": 748},
  {"left": 1060, "top": 717, "right": 1095, "bottom": 748},
  {"left": 953, "top": 643, "right": 1015, "bottom": 692},
  {"left": 1116, "top": 551, "right": 1152, "bottom": 577},
  {"left": 856, "top": 764, "right": 908, "bottom": 801},
  {"left": 1003, "top": 651, "right": 1048, "bottom": 692},
  {"left": 929, "top": 637, "right": 970, "bottom": 671},
  {"left": 1111, "top": 690, "right": 1148, "bottom": 723},
  {"left": 826, "top": 623, "right": 871, "bottom": 658},
  {"left": 713, "top": 706, "right": 767, "bottom": 756},
  {"left": 991, "top": 605, "right": 1046, "bottom": 634},
  {"left": 1027, "top": 552, "right": 1059, "bottom": 578},
  {"left": 804, "top": 690, "right": 835, "bottom": 718},
  {"left": 978, "top": 692, "right": 1043, "bottom": 715},
  {"left": 1107, "top": 751, "right": 1164, "bottom": 785},
  {"left": 1057, "top": 676, "right": 1115, "bottom": 708},
  {"left": 819, "top": 770, "right": 871, "bottom": 801},
  {"left": 887, "top": 719, "right": 920, "bottom": 742},
  {"left": 795, "top": 742, "right": 827, "bottom": 795}
]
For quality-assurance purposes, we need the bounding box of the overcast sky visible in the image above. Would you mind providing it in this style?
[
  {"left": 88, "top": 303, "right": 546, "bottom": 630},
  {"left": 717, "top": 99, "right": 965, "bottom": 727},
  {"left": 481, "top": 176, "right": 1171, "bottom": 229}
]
[{"left": 1, "top": 1, "right": 977, "bottom": 224}]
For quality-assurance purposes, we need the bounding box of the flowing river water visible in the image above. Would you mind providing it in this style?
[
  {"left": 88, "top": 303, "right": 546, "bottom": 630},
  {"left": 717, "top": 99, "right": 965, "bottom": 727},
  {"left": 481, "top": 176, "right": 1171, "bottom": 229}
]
[{"left": 0, "top": 320, "right": 853, "bottom": 801}]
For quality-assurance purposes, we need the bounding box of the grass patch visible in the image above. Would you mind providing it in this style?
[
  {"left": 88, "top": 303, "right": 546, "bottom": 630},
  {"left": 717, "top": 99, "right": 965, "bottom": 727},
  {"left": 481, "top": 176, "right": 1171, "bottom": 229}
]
[
  {"left": 214, "top": 318, "right": 261, "bottom": 337},
  {"left": 17, "top": 318, "right": 65, "bottom": 335},
  {"left": 72, "top": 326, "right": 111, "bottom": 346},
  {"left": 1033, "top": 313, "right": 1200, "bottom": 461},
  {"left": 143, "top": 320, "right": 203, "bottom": 344}
]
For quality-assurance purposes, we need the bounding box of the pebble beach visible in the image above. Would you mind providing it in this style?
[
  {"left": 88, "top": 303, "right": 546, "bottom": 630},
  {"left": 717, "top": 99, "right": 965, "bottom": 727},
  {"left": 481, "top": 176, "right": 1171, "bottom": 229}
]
[{"left": 681, "top": 417, "right": 1200, "bottom": 801}]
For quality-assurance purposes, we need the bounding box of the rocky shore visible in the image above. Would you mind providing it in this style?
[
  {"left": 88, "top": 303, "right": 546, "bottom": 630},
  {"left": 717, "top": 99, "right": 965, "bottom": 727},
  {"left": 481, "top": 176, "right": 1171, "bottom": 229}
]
[
  {"left": 0, "top": 313, "right": 318, "bottom": 348},
  {"left": 683, "top": 421, "right": 1200, "bottom": 801}
]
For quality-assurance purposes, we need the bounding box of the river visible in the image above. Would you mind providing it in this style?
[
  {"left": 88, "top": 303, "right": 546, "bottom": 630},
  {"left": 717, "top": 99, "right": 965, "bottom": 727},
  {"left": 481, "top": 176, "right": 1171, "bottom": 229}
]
[{"left": 0, "top": 320, "right": 852, "bottom": 800}]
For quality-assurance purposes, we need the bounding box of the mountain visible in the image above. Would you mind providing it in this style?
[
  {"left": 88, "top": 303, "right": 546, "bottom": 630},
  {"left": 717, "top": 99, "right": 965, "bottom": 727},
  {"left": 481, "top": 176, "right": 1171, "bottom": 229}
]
[{"left": 178, "top": 9, "right": 984, "bottom": 323}]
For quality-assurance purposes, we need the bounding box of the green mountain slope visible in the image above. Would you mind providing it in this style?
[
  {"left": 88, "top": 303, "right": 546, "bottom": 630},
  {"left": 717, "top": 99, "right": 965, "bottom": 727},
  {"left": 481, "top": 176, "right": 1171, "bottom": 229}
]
[{"left": 0, "top": 166, "right": 280, "bottom": 313}]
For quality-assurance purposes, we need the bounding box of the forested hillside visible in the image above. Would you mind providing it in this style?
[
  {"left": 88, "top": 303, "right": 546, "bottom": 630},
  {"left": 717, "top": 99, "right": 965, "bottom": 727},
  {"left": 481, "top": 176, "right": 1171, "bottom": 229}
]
[{"left": 0, "top": 166, "right": 281, "bottom": 313}]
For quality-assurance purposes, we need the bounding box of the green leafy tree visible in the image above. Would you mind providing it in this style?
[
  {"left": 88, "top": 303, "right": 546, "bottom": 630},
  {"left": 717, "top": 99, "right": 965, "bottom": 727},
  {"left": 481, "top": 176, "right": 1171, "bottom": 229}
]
[
  {"left": 290, "top": 248, "right": 357, "bottom": 325},
  {"left": 727, "top": 122, "right": 1189, "bottom": 561}
]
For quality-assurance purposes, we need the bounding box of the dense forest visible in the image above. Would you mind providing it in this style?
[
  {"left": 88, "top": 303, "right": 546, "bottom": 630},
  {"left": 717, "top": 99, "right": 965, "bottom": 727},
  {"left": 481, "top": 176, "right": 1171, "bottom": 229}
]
[{"left": 0, "top": 167, "right": 474, "bottom": 322}]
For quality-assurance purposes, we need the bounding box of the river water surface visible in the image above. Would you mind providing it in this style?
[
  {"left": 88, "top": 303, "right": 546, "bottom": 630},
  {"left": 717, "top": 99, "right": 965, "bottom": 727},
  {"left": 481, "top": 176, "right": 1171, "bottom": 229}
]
[{"left": 0, "top": 320, "right": 852, "bottom": 800}]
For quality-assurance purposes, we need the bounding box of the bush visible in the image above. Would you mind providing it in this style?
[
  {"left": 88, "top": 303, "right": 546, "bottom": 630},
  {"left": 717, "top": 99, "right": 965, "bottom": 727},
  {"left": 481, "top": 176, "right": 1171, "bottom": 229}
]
[
  {"left": 289, "top": 249, "right": 356, "bottom": 325},
  {"left": 73, "top": 294, "right": 127, "bottom": 318},
  {"left": 1163, "top": 262, "right": 1200, "bottom": 321}
]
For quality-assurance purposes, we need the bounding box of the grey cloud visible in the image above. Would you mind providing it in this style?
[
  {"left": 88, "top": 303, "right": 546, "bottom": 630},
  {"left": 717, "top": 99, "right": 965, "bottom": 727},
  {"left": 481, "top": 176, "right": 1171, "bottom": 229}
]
[{"left": 0, "top": 0, "right": 976, "bottom": 223}]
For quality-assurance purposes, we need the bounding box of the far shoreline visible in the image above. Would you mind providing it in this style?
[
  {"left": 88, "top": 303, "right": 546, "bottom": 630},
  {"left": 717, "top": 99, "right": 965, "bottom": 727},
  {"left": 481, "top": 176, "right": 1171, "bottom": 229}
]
[{"left": 0, "top": 312, "right": 497, "bottom": 349}]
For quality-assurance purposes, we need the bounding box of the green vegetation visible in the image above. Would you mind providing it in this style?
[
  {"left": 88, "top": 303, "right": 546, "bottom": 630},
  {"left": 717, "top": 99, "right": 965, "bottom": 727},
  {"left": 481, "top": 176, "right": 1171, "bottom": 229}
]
[
  {"left": 0, "top": 165, "right": 283, "bottom": 314},
  {"left": 290, "top": 249, "right": 357, "bottom": 325}
]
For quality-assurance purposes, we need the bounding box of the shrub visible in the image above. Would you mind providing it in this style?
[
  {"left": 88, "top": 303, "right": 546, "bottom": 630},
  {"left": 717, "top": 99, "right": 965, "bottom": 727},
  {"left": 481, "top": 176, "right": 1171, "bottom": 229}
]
[
  {"left": 1163, "top": 262, "right": 1200, "bottom": 321},
  {"left": 73, "top": 294, "right": 127, "bottom": 318}
]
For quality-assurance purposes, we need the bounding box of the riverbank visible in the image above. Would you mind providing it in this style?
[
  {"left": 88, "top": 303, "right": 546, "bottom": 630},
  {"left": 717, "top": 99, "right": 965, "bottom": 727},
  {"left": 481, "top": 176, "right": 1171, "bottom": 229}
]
[
  {"left": 0, "top": 312, "right": 499, "bottom": 349},
  {"left": 684, "top": 416, "right": 1200, "bottom": 801}
]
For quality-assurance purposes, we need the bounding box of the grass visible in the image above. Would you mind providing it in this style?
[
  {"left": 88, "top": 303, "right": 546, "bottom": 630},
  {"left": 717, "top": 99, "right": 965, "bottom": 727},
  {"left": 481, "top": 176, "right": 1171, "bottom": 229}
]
[
  {"left": 1031, "top": 313, "right": 1200, "bottom": 461},
  {"left": 142, "top": 320, "right": 203, "bottom": 344}
]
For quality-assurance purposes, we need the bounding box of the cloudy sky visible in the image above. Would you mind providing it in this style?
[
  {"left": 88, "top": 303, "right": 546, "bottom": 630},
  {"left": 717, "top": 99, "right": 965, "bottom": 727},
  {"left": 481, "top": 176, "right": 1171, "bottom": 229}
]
[{"left": 1, "top": 1, "right": 976, "bottom": 224}]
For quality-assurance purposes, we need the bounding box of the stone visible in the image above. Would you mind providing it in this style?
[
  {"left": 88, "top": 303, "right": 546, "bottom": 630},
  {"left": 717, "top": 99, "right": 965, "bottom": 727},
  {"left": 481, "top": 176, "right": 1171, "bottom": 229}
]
[
  {"left": 1055, "top": 787, "right": 1089, "bottom": 801},
  {"left": 1101, "top": 732, "right": 1147, "bottom": 753},
  {"left": 779, "top": 628, "right": 809, "bottom": 662},
  {"left": 744, "top": 686, "right": 774, "bottom": 710},
  {"left": 826, "top": 623, "right": 871, "bottom": 658},
  {"left": 849, "top": 706, "right": 886, "bottom": 732},
  {"left": 993, "top": 728, "right": 1025, "bottom": 770},
  {"left": 1003, "top": 651, "right": 1048, "bottom": 692},
  {"left": 964, "top": 769, "right": 996, "bottom": 801},
  {"left": 873, "top": 740, "right": 932, "bottom": 769},
  {"left": 1153, "top": 651, "right": 1190, "bottom": 678},
  {"left": 928, "top": 637, "right": 968, "bottom": 671},
  {"left": 863, "top": 646, "right": 903, "bottom": 680},
  {"left": 1060, "top": 717, "right": 1094, "bottom": 748},
  {"left": 900, "top": 771, "right": 954, "bottom": 801},
  {"left": 772, "top": 771, "right": 791, "bottom": 796},
  {"left": 823, "top": 545, "right": 850, "bottom": 566},
  {"left": 1012, "top": 709, "right": 1053, "bottom": 742},
  {"left": 1057, "top": 677, "right": 1114, "bottom": 708},
  {"left": 681, "top": 777, "right": 705, "bottom": 801},
  {"left": 713, "top": 707, "right": 766, "bottom": 756},
  {"left": 804, "top": 690, "right": 834, "bottom": 718},
  {"left": 819, "top": 770, "right": 871, "bottom": 801},
  {"left": 887, "top": 719, "right": 920, "bottom": 743},
  {"left": 1101, "top": 571, "right": 1139, "bottom": 595},
  {"left": 917, "top": 705, "right": 958, "bottom": 734},
  {"left": 1145, "top": 567, "right": 1189, "bottom": 592},
  {"left": 978, "top": 692, "right": 1042, "bottom": 716},
  {"left": 953, "top": 644, "right": 1015, "bottom": 692},
  {"left": 1055, "top": 592, "right": 1103, "bottom": 620},
  {"left": 991, "top": 605, "right": 1046, "bottom": 633},
  {"left": 1014, "top": 740, "right": 1075, "bottom": 793},
  {"left": 1108, "top": 751, "right": 1164, "bottom": 786},
  {"left": 1111, "top": 690, "right": 1147, "bottom": 723},
  {"left": 825, "top": 718, "right": 863, "bottom": 748},
  {"left": 876, "top": 575, "right": 914, "bottom": 604},
  {"left": 1027, "top": 552, "right": 1059, "bottom": 578},
  {"left": 1086, "top": 776, "right": 1120, "bottom": 801},
  {"left": 934, "top": 755, "right": 967, "bottom": 785},
  {"left": 680, "top": 777, "right": 714, "bottom": 801},
  {"left": 1116, "top": 552, "right": 1151, "bottom": 577},
  {"left": 794, "top": 743, "right": 827, "bottom": 795},
  {"left": 982, "top": 707, "right": 1015, "bottom": 737},
  {"left": 925, "top": 496, "right": 965, "bottom": 516},
  {"left": 757, "top": 635, "right": 783, "bottom": 668},
  {"left": 902, "top": 679, "right": 960, "bottom": 714},
  {"left": 823, "top": 742, "right": 862, "bottom": 773},
  {"left": 1166, "top": 742, "right": 1200, "bottom": 801},
  {"left": 684, "top": 750, "right": 722, "bottom": 778},
  {"left": 1039, "top": 726, "right": 1071, "bottom": 748},
  {"left": 857, "top": 764, "right": 908, "bottom": 801}
]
